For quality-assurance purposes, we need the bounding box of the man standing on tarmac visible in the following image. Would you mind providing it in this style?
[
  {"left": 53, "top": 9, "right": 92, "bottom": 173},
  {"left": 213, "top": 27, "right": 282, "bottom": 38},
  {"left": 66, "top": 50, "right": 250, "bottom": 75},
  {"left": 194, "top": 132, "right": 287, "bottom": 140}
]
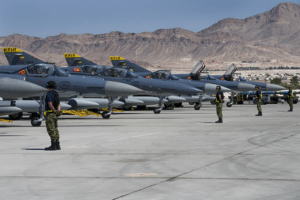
[
  {"left": 215, "top": 86, "right": 224, "bottom": 123},
  {"left": 255, "top": 85, "right": 262, "bottom": 116},
  {"left": 287, "top": 86, "right": 294, "bottom": 112},
  {"left": 45, "top": 81, "right": 61, "bottom": 150}
]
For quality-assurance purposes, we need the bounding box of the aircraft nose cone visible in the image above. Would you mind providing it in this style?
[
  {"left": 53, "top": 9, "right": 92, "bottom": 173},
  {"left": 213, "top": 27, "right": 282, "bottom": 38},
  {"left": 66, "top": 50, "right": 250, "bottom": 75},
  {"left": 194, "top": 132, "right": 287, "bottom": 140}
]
[
  {"left": 104, "top": 81, "right": 145, "bottom": 96},
  {"left": 0, "top": 107, "right": 23, "bottom": 115},
  {"left": 266, "top": 84, "right": 286, "bottom": 91},
  {"left": 237, "top": 82, "right": 256, "bottom": 91},
  {"left": 0, "top": 78, "right": 48, "bottom": 98},
  {"left": 220, "top": 86, "right": 231, "bottom": 93},
  {"left": 186, "top": 87, "right": 202, "bottom": 95}
]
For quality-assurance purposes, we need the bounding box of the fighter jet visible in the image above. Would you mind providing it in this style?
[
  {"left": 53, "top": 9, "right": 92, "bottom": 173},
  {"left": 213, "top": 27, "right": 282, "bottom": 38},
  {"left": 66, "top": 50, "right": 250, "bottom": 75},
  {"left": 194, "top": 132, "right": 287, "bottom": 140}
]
[
  {"left": 63, "top": 53, "right": 202, "bottom": 114},
  {"left": 110, "top": 58, "right": 257, "bottom": 107},
  {"left": 0, "top": 77, "right": 48, "bottom": 117},
  {"left": 199, "top": 63, "right": 286, "bottom": 91}
]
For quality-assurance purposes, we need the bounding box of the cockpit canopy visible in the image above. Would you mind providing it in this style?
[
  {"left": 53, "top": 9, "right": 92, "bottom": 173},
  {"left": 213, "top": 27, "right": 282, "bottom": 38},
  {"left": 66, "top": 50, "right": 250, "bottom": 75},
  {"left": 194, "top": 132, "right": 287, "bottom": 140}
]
[
  {"left": 27, "top": 64, "right": 69, "bottom": 77},
  {"left": 102, "top": 68, "right": 139, "bottom": 78},
  {"left": 191, "top": 60, "right": 205, "bottom": 75},
  {"left": 223, "top": 64, "right": 237, "bottom": 81},
  {"left": 151, "top": 70, "right": 180, "bottom": 80},
  {"left": 190, "top": 60, "right": 205, "bottom": 81}
]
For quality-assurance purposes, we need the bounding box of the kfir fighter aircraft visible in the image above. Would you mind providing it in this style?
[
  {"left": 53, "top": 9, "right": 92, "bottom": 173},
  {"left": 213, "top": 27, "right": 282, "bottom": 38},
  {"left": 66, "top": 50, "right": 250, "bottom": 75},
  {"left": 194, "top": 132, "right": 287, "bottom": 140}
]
[
  {"left": 110, "top": 58, "right": 256, "bottom": 107},
  {"left": 0, "top": 77, "right": 48, "bottom": 117},
  {"left": 200, "top": 64, "right": 286, "bottom": 91},
  {"left": 63, "top": 53, "right": 202, "bottom": 114},
  {"left": 110, "top": 57, "right": 233, "bottom": 109}
]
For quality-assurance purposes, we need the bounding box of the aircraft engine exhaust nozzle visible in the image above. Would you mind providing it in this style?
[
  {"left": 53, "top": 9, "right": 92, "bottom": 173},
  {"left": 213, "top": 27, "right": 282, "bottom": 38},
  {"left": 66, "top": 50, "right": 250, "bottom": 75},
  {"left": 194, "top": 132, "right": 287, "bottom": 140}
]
[{"left": 104, "top": 81, "right": 145, "bottom": 97}]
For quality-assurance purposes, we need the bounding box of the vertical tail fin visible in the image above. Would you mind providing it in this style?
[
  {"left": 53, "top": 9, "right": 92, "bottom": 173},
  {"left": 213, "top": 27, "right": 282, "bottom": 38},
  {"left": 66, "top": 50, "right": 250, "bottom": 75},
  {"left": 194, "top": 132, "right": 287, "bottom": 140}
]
[
  {"left": 64, "top": 53, "right": 95, "bottom": 66},
  {"left": 2, "top": 47, "right": 46, "bottom": 65},
  {"left": 109, "top": 56, "right": 151, "bottom": 73}
]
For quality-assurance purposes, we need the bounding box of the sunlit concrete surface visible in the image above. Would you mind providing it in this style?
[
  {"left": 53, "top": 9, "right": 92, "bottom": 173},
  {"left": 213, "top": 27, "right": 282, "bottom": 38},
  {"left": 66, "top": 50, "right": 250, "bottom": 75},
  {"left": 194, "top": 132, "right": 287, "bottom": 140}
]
[{"left": 0, "top": 102, "right": 299, "bottom": 200}]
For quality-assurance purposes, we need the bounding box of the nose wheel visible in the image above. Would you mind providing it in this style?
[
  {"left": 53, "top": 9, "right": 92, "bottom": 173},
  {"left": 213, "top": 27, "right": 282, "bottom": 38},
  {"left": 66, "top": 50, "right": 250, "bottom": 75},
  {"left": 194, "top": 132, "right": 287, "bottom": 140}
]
[
  {"left": 153, "top": 96, "right": 164, "bottom": 114},
  {"left": 154, "top": 108, "right": 161, "bottom": 114},
  {"left": 101, "top": 111, "right": 111, "bottom": 119},
  {"left": 226, "top": 102, "right": 232, "bottom": 107}
]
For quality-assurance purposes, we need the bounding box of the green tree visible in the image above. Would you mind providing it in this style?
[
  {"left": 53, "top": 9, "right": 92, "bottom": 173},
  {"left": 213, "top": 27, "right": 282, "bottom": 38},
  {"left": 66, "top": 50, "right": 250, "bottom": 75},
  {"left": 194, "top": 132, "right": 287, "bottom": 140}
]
[
  {"left": 270, "top": 78, "right": 282, "bottom": 84},
  {"left": 290, "top": 76, "right": 299, "bottom": 89}
]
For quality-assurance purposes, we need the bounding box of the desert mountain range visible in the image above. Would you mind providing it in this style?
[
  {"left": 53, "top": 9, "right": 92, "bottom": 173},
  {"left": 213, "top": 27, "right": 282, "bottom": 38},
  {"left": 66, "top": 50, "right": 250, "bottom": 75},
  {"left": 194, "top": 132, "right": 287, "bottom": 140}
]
[{"left": 1, "top": 2, "right": 300, "bottom": 71}]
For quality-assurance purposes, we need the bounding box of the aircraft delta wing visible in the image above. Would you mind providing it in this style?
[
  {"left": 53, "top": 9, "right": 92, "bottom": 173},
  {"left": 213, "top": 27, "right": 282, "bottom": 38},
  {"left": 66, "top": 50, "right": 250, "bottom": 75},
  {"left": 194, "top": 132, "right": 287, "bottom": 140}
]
[{"left": 64, "top": 53, "right": 202, "bottom": 114}]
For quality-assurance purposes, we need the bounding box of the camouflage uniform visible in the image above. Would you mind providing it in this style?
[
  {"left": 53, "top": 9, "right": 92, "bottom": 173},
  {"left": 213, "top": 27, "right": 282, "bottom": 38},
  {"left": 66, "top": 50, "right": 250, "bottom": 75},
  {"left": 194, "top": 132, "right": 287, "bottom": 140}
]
[
  {"left": 289, "top": 97, "right": 294, "bottom": 109},
  {"left": 288, "top": 89, "right": 294, "bottom": 110},
  {"left": 45, "top": 112, "right": 59, "bottom": 142},
  {"left": 216, "top": 102, "right": 223, "bottom": 119},
  {"left": 257, "top": 98, "right": 262, "bottom": 112}
]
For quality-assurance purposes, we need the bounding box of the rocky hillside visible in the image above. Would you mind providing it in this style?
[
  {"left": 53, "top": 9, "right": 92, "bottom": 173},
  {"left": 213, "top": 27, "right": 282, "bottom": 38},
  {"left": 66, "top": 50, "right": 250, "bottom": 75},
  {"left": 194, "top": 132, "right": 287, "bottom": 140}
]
[{"left": 0, "top": 2, "right": 300, "bottom": 70}]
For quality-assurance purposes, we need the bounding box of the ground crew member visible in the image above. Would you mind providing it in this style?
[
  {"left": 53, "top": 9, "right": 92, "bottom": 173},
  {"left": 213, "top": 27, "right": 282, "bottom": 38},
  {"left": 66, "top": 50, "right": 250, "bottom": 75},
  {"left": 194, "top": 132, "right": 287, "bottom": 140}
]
[
  {"left": 215, "top": 86, "right": 224, "bottom": 123},
  {"left": 287, "top": 86, "right": 294, "bottom": 112},
  {"left": 255, "top": 85, "right": 262, "bottom": 116},
  {"left": 45, "top": 81, "right": 61, "bottom": 150}
]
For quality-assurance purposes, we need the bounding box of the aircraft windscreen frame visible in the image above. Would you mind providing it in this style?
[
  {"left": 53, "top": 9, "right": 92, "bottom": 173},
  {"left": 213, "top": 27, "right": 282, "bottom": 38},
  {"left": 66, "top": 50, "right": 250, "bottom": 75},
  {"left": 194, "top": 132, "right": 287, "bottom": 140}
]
[
  {"left": 190, "top": 60, "right": 205, "bottom": 75},
  {"left": 224, "top": 64, "right": 237, "bottom": 76},
  {"left": 27, "top": 64, "right": 70, "bottom": 77},
  {"left": 103, "top": 68, "right": 139, "bottom": 78}
]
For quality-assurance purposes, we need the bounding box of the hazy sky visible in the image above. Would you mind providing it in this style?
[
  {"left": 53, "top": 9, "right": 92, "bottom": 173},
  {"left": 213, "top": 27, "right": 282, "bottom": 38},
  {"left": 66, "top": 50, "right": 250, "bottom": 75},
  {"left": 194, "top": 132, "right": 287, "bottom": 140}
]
[{"left": 1, "top": 0, "right": 299, "bottom": 38}]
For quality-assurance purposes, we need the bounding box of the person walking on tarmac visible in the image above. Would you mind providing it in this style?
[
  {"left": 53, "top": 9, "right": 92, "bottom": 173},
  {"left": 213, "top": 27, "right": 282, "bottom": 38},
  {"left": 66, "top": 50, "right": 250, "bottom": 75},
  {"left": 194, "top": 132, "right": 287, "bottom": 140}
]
[
  {"left": 287, "top": 86, "right": 294, "bottom": 112},
  {"left": 255, "top": 85, "right": 262, "bottom": 116},
  {"left": 45, "top": 81, "right": 61, "bottom": 150},
  {"left": 215, "top": 86, "right": 224, "bottom": 123}
]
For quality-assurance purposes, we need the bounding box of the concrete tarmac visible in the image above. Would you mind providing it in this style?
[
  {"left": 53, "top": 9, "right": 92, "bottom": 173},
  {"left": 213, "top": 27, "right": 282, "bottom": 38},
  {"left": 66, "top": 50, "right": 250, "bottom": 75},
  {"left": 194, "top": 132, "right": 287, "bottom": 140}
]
[{"left": 0, "top": 103, "right": 299, "bottom": 200}]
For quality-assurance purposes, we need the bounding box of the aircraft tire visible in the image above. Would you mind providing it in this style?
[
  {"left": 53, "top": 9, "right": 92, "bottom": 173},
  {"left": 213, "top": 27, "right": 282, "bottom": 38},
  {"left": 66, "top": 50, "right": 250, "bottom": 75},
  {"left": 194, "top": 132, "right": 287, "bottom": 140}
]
[
  {"left": 9, "top": 112, "right": 23, "bottom": 120},
  {"left": 153, "top": 109, "right": 161, "bottom": 114},
  {"left": 194, "top": 105, "right": 201, "bottom": 110},
  {"left": 294, "top": 100, "right": 298, "bottom": 104},
  {"left": 101, "top": 111, "right": 111, "bottom": 119},
  {"left": 174, "top": 102, "right": 183, "bottom": 107},
  {"left": 189, "top": 102, "right": 194, "bottom": 105},
  {"left": 210, "top": 101, "right": 216, "bottom": 105},
  {"left": 31, "top": 116, "right": 42, "bottom": 127}
]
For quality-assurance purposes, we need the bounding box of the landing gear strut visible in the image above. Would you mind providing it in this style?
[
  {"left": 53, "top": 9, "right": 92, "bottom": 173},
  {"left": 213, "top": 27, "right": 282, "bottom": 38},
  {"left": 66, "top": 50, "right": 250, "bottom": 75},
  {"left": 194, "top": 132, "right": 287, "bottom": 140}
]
[
  {"left": 31, "top": 95, "right": 46, "bottom": 127},
  {"left": 102, "top": 97, "right": 113, "bottom": 119},
  {"left": 226, "top": 92, "right": 234, "bottom": 107},
  {"left": 154, "top": 96, "right": 164, "bottom": 114},
  {"left": 194, "top": 95, "right": 203, "bottom": 110}
]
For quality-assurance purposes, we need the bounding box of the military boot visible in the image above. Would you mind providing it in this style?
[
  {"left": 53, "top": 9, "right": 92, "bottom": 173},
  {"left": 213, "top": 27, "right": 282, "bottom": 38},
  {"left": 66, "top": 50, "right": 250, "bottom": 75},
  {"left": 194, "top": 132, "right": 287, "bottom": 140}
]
[
  {"left": 55, "top": 142, "right": 61, "bottom": 150},
  {"left": 288, "top": 108, "right": 293, "bottom": 112},
  {"left": 45, "top": 141, "right": 57, "bottom": 151},
  {"left": 215, "top": 118, "right": 223, "bottom": 123},
  {"left": 255, "top": 112, "right": 262, "bottom": 116}
]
